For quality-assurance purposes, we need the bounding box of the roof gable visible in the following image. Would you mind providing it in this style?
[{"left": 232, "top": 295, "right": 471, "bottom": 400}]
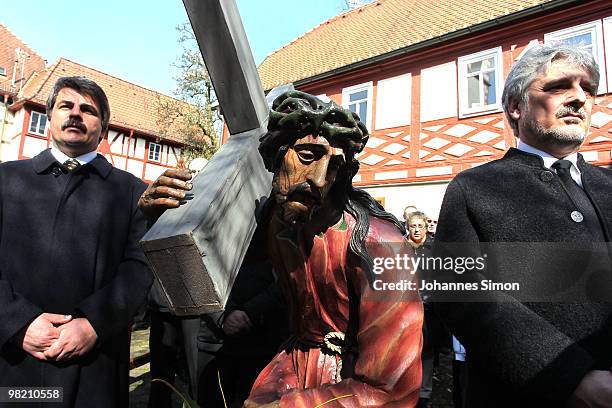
[{"left": 0, "top": 24, "right": 46, "bottom": 95}]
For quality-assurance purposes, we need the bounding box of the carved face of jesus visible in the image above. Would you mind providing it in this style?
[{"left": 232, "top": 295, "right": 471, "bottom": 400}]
[{"left": 272, "top": 134, "right": 346, "bottom": 224}]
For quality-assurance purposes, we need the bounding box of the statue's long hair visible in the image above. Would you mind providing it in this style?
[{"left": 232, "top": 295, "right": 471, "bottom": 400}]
[{"left": 259, "top": 91, "right": 405, "bottom": 280}]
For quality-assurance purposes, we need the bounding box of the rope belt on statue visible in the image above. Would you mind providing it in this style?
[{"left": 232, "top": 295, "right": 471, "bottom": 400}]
[
  {"left": 324, "top": 331, "right": 346, "bottom": 383},
  {"left": 292, "top": 331, "right": 351, "bottom": 382}
]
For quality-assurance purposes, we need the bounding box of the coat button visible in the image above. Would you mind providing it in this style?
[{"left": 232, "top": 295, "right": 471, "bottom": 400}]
[
  {"left": 51, "top": 167, "right": 62, "bottom": 177},
  {"left": 571, "top": 211, "right": 584, "bottom": 223},
  {"left": 540, "top": 170, "right": 554, "bottom": 182}
]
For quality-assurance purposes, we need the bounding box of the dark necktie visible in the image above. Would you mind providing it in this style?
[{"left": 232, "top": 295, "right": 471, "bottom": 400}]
[
  {"left": 63, "top": 158, "right": 81, "bottom": 172},
  {"left": 552, "top": 159, "right": 580, "bottom": 188},
  {"left": 552, "top": 159, "right": 604, "bottom": 239}
]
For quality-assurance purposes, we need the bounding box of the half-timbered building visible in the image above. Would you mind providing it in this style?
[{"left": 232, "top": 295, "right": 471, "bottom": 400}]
[
  {"left": 256, "top": 0, "right": 612, "bottom": 218},
  {"left": 0, "top": 24, "right": 46, "bottom": 164}
]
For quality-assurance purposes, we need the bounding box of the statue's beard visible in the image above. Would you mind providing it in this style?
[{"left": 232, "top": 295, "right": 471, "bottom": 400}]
[{"left": 272, "top": 181, "right": 324, "bottom": 224}]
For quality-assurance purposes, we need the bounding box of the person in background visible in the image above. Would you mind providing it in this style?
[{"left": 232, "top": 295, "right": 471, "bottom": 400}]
[
  {"left": 426, "top": 218, "right": 438, "bottom": 240},
  {"left": 407, "top": 211, "right": 430, "bottom": 250},
  {"left": 403, "top": 205, "right": 418, "bottom": 231},
  {"left": 452, "top": 335, "right": 467, "bottom": 408},
  {"left": 406, "top": 212, "right": 434, "bottom": 408}
]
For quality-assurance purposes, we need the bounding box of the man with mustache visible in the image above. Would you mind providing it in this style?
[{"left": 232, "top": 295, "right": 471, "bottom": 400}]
[
  {"left": 433, "top": 44, "right": 612, "bottom": 407},
  {"left": 141, "top": 91, "right": 424, "bottom": 407},
  {"left": 0, "top": 76, "right": 152, "bottom": 407}
]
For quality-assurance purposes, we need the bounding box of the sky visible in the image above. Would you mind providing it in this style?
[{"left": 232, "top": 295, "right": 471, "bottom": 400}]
[{"left": 1, "top": 0, "right": 347, "bottom": 95}]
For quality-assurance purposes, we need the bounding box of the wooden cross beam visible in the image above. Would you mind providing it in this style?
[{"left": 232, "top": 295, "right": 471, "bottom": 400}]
[{"left": 140, "top": 0, "right": 272, "bottom": 315}]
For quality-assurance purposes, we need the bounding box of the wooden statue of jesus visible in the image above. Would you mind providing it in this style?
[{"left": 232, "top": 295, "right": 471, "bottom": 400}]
[{"left": 140, "top": 91, "right": 423, "bottom": 408}]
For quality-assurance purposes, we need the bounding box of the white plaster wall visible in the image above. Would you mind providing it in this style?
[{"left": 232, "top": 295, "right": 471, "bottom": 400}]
[
  {"left": 2, "top": 136, "right": 20, "bottom": 162},
  {"left": 23, "top": 136, "right": 48, "bottom": 158},
  {"left": 1, "top": 109, "right": 24, "bottom": 162},
  {"left": 167, "top": 147, "right": 178, "bottom": 167},
  {"left": 108, "top": 130, "right": 123, "bottom": 154},
  {"left": 363, "top": 182, "right": 450, "bottom": 221},
  {"left": 113, "top": 156, "right": 127, "bottom": 171},
  {"left": 0, "top": 104, "right": 6, "bottom": 162},
  {"left": 126, "top": 159, "right": 143, "bottom": 178},
  {"left": 420, "top": 62, "right": 458, "bottom": 122},
  {"left": 129, "top": 138, "right": 136, "bottom": 156},
  {"left": 145, "top": 163, "right": 166, "bottom": 181},
  {"left": 134, "top": 138, "right": 146, "bottom": 159},
  {"left": 161, "top": 145, "right": 168, "bottom": 165},
  {"left": 375, "top": 73, "right": 411, "bottom": 129}
]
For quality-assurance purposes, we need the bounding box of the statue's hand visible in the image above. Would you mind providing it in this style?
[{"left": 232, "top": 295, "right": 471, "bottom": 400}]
[{"left": 138, "top": 169, "right": 193, "bottom": 221}]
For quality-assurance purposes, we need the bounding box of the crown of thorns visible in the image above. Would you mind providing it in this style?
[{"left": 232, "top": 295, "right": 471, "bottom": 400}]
[{"left": 259, "top": 91, "right": 369, "bottom": 171}]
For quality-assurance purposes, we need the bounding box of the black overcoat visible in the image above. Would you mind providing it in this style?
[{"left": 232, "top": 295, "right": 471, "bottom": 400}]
[
  {"left": 0, "top": 149, "right": 153, "bottom": 407},
  {"left": 433, "top": 148, "right": 612, "bottom": 407}
]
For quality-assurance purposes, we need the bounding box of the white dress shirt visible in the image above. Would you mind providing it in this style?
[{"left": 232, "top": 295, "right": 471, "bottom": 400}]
[{"left": 516, "top": 140, "right": 583, "bottom": 188}]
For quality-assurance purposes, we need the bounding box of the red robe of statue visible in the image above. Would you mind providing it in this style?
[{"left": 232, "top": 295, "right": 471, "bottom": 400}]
[{"left": 246, "top": 212, "right": 423, "bottom": 407}]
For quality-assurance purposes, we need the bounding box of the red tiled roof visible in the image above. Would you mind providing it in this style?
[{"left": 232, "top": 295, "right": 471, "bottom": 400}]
[
  {"left": 17, "top": 58, "right": 188, "bottom": 143},
  {"left": 258, "top": 0, "right": 559, "bottom": 90},
  {"left": 0, "top": 24, "right": 46, "bottom": 96}
]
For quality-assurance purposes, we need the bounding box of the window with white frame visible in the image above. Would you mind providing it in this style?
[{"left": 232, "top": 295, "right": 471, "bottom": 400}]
[
  {"left": 458, "top": 47, "right": 503, "bottom": 117},
  {"left": 28, "top": 111, "right": 47, "bottom": 136},
  {"left": 148, "top": 142, "right": 162, "bottom": 162},
  {"left": 0, "top": 66, "right": 6, "bottom": 76},
  {"left": 545, "top": 20, "right": 607, "bottom": 94},
  {"left": 342, "top": 82, "right": 373, "bottom": 130}
]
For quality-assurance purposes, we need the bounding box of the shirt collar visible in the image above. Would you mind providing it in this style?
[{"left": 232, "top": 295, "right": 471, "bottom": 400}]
[
  {"left": 516, "top": 140, "right": 583, "bottom": 187},
  {"left": 516, "top": 140, "right": 580, "bottom": 173},
  {"left": 50, "top": 146, "right": 98, "bottom": 165},
  {"left": 33, "top": 148, "right": 112, "bottom": 179}
]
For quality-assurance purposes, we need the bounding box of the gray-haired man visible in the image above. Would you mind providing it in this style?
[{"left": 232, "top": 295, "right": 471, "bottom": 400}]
[{"left": 434, "top": 44, "right": 612, "bottom": 407}]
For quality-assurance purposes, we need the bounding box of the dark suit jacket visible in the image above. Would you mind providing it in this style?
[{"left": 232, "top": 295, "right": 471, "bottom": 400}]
[
  {"left": 0, "top": 149, "right": 153, "bottom": 407},
  {"left": 433, "top": 148, "right": 612, "bottom": 407}
]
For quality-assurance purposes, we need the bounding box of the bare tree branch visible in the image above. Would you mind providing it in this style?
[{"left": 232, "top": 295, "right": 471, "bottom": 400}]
[
  {"left": 154, "top": 23, "right": 221, "bottom": 166},
  {"left": 338, "top": 0, "right": 374, "bottom": 11}
]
